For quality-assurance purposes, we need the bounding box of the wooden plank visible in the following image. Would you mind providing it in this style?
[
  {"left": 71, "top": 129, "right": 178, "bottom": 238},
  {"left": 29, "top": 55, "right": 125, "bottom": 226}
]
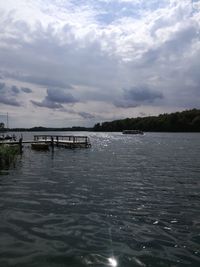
[{"left": 1, "top": 135, "right": 91, "bottom": 148}]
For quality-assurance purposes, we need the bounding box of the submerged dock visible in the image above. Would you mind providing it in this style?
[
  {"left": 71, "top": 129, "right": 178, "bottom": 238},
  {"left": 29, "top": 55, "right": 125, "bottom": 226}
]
[{"left": 0, "top": 135, "right": 91, "bottom": 151}]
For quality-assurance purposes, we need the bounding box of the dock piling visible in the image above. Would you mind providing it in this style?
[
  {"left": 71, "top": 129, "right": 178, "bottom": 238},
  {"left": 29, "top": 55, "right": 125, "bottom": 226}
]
[
  {"left": 19, "top": 137, "right": 23, "bottom": 154},
  {"left": 51, "top": 136, "right": 54, "bottom": 151}
]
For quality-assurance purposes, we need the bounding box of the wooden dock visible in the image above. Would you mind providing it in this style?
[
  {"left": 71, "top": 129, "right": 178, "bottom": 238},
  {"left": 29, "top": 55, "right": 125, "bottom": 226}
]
[
  {"left": 33, "top": 135, "right": 91, "bottom": 148},
  {"left": 0, "top": 135, "right": 91, "bottom": 151}
]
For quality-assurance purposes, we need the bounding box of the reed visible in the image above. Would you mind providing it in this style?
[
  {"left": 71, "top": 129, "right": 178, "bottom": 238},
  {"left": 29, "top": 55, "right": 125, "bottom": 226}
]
[{"left": 0, "top": 144, "right": 19, "bottom": 169}]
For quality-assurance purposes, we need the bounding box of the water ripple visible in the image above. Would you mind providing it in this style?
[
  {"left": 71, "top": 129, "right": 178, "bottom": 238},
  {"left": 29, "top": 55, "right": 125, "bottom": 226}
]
[{"left": 0, "top": 132, "right": 200, "bottom": 266}]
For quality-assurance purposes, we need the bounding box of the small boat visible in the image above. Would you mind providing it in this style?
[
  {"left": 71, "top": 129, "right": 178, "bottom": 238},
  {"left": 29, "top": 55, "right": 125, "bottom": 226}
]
[
  {"left": 31, "top": 143, "right": 49, "bottom": 150},
  {"left": 122, "top": 130, "right": 144, "bottom": 135},
  {"left": 4, "top": 134, "right": 13, "bottom": 140},
  {"left": 0, "top": 134, "right": 16, "bottom": 141}
]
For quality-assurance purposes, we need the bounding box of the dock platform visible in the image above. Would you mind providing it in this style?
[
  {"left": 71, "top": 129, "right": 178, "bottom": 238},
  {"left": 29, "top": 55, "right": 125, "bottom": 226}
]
[
  {"left": 0, "top": 135, "right": 91, "bottom": 151},
  {"left": 33, "top": 135, "right": 91, "bottom": 148}
]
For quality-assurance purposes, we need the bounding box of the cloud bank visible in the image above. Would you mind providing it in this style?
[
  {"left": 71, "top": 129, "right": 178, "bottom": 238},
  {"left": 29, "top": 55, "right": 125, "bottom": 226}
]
[{"left": 0, "top": 0, "right": 199, "bottom": 127}]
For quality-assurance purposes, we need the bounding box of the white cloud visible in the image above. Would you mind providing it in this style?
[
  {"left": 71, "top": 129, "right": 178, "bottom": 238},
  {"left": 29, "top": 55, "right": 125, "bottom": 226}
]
[{"left": 0, "top": 0, "right": 199, "bottom": 127}]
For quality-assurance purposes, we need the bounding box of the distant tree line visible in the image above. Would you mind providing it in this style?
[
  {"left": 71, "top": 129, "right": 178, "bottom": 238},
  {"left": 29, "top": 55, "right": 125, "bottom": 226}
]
[
  {"left": 10, "top": 126, "right": 92, "bottom": 132},
  {"left": 93, "top": 109, "right": 200, "bottom": 132},
  {"left": 8, "top": 109, "right": 200, "bottom": 132}
]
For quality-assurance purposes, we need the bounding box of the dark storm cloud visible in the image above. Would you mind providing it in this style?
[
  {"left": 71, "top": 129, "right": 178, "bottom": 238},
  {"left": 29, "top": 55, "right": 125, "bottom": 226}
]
[
  {"left": 125, "top": 87, "right": 163, "bottom": 102},
  {"left": 0, "top": 82, "right": 21, "bottom": 106},
  {"left": 11, "top": 85, "right": 20, "bottom": 94},
  {"left": 58, "top": 108, "right": 95, "bottom": 120},
  {"left": 21, "top": 87, "right": 32, "bottom": 93},
  {"left": 164, "top": 24, "right": 198, "bottom": 53},
  {"left": 46, "top": 88, "right": 77, "bottom": 104},
  {"left": 0, "top": 82, "right": 5, "bottom": 90},
  {"left": 114, "top": 100, "right": 138, "bottom": 108},
  {"left": 78, "top": 112, "right": 95, "bottom": 119},
  {"left": 114, "top": 87, "right": 163, "bottom": 108},
  {"left": 0, "top": 96, "right": 21, "bottom": 106},
  {"left": 31, "top": 88, "right": 78, "bottom": 109},
  {"left": 141, "top": 24, "right": 198, "bottom": 66},
  {"left": 31, "top": 99, "right": 63, "bottom": 109}
]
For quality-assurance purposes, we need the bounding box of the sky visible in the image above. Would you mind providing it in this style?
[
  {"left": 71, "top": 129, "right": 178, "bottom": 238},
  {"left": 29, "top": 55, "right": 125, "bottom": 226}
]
[{"left": 0, "top": 0, "right": 200, "bottom": 128}]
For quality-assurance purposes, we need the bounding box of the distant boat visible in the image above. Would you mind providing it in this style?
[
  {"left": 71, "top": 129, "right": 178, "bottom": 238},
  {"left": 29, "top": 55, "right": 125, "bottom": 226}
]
[
  {"left": 0, "top": 134, "right": 16, "bottom": 141},
  {"left": 0, "top": 113, "right": 16, "bottom": 141},
  {"left": 122, "top": 130, "right": 144, "bottom": 135}
]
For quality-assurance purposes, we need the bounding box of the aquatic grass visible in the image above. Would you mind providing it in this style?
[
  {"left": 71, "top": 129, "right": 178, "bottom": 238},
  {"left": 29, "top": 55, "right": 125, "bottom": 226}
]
[{"left": 0, "top": 144, "right": 19, "bottom": 170}]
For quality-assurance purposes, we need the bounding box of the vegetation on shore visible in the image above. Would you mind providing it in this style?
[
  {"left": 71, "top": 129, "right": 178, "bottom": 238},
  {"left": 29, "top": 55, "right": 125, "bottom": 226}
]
[
  {"left": 93, "top": 109, "right": 200, "bottom": 132},
  {"left": 0, "top": 145, "right": 19, "bottom": 170},
  {"left": 9, "top": 126, "right": 92, "bottom": 132},
  {"left": 5, "top": 108, "right": 200, "bottom": 133}
]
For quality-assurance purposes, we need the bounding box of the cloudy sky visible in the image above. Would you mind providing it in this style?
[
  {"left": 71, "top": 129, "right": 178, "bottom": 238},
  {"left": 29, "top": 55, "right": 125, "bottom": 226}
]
[{"left": 0, "top": 0, "right": 200, "bottom": 128}]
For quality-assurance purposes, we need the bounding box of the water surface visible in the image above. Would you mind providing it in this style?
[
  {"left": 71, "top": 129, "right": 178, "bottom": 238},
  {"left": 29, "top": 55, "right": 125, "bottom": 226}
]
[{"left": 0, "top": 132, "right": 200, "bottom": 266}]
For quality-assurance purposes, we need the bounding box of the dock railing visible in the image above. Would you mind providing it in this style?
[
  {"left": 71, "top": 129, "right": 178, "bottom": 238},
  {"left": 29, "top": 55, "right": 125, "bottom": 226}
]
[{"left": 33, "top": 135, "right": 91, "bottom": 147}]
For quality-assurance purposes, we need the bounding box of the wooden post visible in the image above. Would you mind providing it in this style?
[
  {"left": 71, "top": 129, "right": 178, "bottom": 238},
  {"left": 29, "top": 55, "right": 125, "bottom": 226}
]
[
  {"left": 51, "top": 136, "right": 54, "bottom": 150},
  {"left": 19, "top": 137, "right": 23, "bottom": 154},
  {"left": 56, "top": 136, "right": 59, "bottom": 146}
]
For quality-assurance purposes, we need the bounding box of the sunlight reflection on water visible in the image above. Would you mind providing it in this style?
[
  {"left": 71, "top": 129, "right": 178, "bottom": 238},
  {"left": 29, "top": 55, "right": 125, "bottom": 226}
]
[
  {"left": 0, "top": 132, "right": 200, "bottom": 267},
  {"left": 108, "top": 257, "right": 118, "bottom": 267}
]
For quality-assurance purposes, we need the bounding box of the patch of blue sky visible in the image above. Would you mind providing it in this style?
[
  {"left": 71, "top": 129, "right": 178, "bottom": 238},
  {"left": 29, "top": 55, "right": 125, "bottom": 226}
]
[
  {"left": 96, "top": 8, "right": 140, "bottom": 25},
  {"left": 70, "top": 0, "right": 169, "bottom": 10},
  {"left": 192, "top": 0, "right": 200, "bottom": 12},
  {"left": 68, "top": 0, "right": 170, "bottom": 25},
  {"left": 93, "top": 1, "right": 142, "bottom": 24},
  {"left": 138, "top": 0, "right": 169, "bottom": 11}
]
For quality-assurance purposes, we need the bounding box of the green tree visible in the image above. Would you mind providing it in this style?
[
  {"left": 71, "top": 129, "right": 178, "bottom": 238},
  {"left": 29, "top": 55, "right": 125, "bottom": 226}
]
[
  {"left": 92, "top": 109, "right": 200, "bottom": 132},
  {"left": 0, "top": 122, "right": 5, "bottom": 130}
]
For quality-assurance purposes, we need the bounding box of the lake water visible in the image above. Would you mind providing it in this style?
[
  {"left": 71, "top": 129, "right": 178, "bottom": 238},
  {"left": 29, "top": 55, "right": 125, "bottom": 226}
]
[{"left": 0, "top": 132, "right": 200, "bottom": 267}]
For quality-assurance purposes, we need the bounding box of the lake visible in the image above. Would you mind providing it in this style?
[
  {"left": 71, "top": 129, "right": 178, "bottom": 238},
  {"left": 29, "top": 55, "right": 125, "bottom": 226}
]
[{"left": 0, "top": 132, "right": 200, "bottom": 267}]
